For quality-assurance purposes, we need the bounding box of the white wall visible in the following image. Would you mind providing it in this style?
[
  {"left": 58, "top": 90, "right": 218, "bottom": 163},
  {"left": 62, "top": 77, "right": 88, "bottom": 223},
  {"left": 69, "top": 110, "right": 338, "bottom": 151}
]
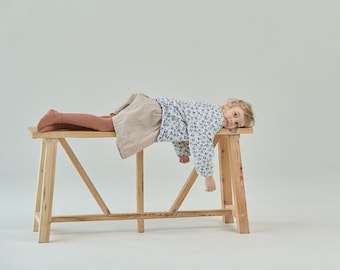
[{"left": 1, "top": 0, "right": 339, "bottom": 184}]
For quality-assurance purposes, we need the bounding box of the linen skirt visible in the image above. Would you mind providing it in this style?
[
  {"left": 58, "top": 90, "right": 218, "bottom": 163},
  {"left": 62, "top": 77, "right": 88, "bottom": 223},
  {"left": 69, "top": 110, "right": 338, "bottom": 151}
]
[{"left": 112, "top": 93, "right": 162, "bottom": 159}]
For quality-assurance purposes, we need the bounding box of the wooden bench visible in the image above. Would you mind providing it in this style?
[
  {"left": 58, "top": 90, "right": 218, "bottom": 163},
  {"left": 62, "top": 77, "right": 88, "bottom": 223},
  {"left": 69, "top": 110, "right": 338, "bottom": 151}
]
[{"left": 28, "top": 126, "right": 253, "bottom": 243}]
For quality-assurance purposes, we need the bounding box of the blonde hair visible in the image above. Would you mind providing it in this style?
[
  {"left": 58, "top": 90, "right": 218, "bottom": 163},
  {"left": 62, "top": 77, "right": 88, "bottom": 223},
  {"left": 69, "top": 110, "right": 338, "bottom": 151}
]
[{"left": 225, "top": 99, "right": 255, "bottom": 128}]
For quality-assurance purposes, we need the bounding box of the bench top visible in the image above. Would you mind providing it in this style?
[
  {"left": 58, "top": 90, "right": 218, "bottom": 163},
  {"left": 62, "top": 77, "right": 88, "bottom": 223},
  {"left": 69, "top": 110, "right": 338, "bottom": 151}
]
[{"left": 28, "top": 126, "right": 253, "bottom": 139}]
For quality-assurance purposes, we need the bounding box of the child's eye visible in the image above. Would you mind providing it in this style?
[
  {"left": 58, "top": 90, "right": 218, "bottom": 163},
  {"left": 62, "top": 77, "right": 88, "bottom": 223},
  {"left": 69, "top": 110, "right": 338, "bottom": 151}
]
[
  {"left": 235, "top": 122, "right": 239, "bottom": 127},
  {"left": 233, "top": 112, "right": 238, "bottom": 118}
]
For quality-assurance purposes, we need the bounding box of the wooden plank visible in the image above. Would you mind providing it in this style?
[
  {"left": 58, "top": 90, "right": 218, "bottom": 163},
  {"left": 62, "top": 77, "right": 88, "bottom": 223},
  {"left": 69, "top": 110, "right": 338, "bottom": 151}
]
[
  {"left": 217, "top": 128, "right": 253, "bottom": 135},
  {"left": 28, "top": 126, "right": 252, "bottom": 139},
  {"left": 58, "top": 138, "right": 111, "bottom": 215},
  {"left": 51, "top": 209, "right": 233, "bottom": 222},
  {"left": 28, "top": 127, "right": 116, "bottom": 139}
]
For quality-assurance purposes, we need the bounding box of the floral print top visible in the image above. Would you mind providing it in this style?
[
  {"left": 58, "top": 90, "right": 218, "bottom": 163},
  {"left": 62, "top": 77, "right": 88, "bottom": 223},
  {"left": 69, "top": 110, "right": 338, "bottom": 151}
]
[{"left": 155, "top": 97, "right": 225, "bottom": 177}]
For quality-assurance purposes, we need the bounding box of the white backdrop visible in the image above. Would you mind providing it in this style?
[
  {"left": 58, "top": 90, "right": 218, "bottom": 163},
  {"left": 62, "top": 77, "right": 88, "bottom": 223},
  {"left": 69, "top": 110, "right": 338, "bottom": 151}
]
[
  {"left": 1, "top": 1, "right": 340, "bottom": 269},
  {"left": 2, "top": 0, "right": 339, "bottom": 181}
]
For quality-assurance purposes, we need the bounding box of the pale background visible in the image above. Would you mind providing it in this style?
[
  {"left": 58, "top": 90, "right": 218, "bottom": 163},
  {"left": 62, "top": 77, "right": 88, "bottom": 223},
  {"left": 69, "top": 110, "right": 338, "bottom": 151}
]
[{"left": 1, "top": 1, "right": 339, "bottom": 269}]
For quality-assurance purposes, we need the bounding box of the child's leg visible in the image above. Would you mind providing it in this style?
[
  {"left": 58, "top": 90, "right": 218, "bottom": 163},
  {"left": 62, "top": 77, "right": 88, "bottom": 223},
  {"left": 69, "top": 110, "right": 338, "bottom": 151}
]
[{"left": 37, "top": 110, "right": 114, "bottom": 132}]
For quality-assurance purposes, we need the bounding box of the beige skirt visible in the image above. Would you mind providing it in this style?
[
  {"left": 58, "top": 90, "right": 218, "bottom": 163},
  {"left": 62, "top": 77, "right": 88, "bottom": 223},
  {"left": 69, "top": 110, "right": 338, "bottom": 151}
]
[{"left": 112, "top": 93, "right": 162, "bottom": 159}]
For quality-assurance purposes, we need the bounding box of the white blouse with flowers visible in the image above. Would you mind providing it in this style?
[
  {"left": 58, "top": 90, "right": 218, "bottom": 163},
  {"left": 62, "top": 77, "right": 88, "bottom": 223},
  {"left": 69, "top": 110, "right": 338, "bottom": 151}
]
[{"left": 155, "top": 97, "right": 224, "bottom": 177}]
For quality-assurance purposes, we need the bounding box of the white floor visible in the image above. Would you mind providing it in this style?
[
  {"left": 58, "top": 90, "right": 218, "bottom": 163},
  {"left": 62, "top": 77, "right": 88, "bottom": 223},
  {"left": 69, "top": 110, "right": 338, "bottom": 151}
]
[{"left": 1, "top": 171, "right": 339, "bottom": 270}]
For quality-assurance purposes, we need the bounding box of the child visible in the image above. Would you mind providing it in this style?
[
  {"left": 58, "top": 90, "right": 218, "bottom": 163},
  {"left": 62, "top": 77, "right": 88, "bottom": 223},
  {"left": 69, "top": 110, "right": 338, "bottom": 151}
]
[{"left": 37, "top": 93, "right": 254, "bottom": 192}]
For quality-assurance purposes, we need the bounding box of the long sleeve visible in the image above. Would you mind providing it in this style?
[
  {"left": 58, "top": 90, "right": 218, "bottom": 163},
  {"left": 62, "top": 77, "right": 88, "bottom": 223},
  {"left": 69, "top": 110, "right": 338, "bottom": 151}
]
[
  {"left": 187, "top": 124, "right": 215, "bottom": 177},
  {"left": 172, "top": 141, "right": 191, "bottom": 156}
]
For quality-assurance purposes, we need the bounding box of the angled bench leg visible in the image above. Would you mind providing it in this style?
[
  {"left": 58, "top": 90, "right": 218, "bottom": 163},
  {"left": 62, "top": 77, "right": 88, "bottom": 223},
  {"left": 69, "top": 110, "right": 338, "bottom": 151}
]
[
  {"left": 218, "top": 136, "right": 234, "bottom": 224},
  {"left": 39, "top": 138, "right": 58, "bottom": 243},
  {"left": 228, "top": 135, "right": 249, "bottom": 233},
  {"left": 58, "top": 138, "right": 111, "bottom": 215},
  {"left": 169, "top": 136, "right": 220, "bottom": 214},
  {"left": 136, "top": 150, "right": 144, "bottom": 232},
  {"left": 169, "top": 169, "right": 198, "bottom": 213}
]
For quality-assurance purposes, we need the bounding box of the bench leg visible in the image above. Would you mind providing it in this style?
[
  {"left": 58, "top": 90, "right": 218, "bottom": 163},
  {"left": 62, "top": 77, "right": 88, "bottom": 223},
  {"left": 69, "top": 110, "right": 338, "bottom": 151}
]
[
  {"left": 39, "top": 138, "right": 58, "bottom": 243},
  {"left": 218, "top": 136, "right": 234, "bottom": 224},
  {"left": 33, "top": 139, "right": 46, "bottom": 232},
  {"left": 136, "top": 150, "right": 144, "bottom": 232},
  {"left": 228, "top": 135, "right": 249, "bottom": 233}
]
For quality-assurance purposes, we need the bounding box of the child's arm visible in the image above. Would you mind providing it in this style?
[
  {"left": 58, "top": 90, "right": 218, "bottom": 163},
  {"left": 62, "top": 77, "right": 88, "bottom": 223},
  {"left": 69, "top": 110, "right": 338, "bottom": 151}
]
[
  {"left": 172, "top": 141, "right": 190, "bottom": 157},
  {"left": 173, "top": 140, "right": 216, "bottom": 192},
  {"left": 205, "top": 176, "right": 216, "bottom": 192},
  {"left": 179, "top": 156, "right": 190, "bottom": 163}
]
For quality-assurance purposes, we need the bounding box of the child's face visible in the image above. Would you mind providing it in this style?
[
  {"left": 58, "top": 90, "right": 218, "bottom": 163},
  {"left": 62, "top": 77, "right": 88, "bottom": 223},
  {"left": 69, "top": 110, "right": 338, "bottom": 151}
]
[{"left": 223, "top": 106, "right": 245, "bottom": 129}]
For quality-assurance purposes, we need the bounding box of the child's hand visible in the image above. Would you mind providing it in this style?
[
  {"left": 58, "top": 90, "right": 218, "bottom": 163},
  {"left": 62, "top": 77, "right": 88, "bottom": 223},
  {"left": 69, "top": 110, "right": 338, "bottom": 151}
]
[
  {"left": 205, "top": 176, "right": 216, "bottom": 192},
  {"left": 179, "top": 156, "right": 190, "bottom": 163}
]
